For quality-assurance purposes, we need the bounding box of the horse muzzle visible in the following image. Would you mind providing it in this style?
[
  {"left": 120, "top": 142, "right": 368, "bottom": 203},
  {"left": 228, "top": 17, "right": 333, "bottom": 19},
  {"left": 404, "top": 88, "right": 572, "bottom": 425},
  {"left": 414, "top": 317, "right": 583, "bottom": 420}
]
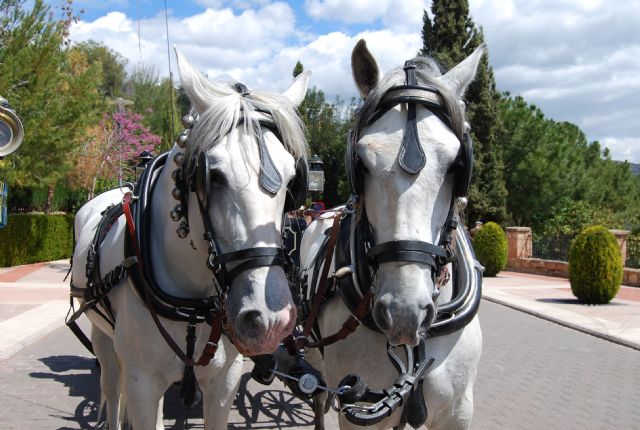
[
  {"left": 228, "top": 305, "right": 296, "bottom": 356},
  {"left": 372, "top": 294, "right": 436, "bottom": 346}
]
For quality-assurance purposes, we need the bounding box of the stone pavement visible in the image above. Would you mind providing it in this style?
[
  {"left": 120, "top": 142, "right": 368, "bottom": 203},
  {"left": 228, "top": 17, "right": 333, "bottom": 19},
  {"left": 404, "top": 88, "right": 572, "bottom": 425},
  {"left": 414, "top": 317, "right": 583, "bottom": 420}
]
[
  {"left": 482, "top": 271, "right": 640, "bottom": 350},
  {"left": 0, "top": 260, "right": 639, "bottom": 429}
]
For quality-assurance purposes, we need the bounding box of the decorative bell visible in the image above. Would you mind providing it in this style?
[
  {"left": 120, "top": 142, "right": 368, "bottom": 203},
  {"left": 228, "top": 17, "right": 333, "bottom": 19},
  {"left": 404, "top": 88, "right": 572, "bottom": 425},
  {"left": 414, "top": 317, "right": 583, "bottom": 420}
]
[
  {"left": 177, "top": 221, "right": 190, "bottom": 238},
  {"left": 173, "top": 152, "right": 185, "bottom": 166},
  {"left": 456, "top": 197, "right": 468, "bottom": 210},
  {"left": 172, "top": 187, "right": 182, "bottom": 200},
  {"left": 170, "top": 204, "right": 183, "bottom": 221},
  {"left": 177, "top": 130, "right": 189, "bottom": 148},
  {"left": 181, "top": 114, "right": 195, "bottom": 128}
]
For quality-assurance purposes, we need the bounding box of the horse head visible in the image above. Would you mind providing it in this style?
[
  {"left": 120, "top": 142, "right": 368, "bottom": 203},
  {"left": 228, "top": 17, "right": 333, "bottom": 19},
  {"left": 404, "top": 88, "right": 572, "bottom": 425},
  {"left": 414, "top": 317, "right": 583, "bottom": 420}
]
[
  {"left": 349, "top": 40, "right": 484, "bottom": 346},
  {"left": 171, "top": 49, "right": 310, "bottom": 355}
]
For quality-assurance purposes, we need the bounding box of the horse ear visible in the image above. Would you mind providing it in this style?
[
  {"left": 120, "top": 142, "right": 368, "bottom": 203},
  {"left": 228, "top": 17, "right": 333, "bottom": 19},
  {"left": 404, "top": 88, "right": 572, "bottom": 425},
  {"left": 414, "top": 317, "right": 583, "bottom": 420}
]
[
  {"left": 283, "top": 70, "right": 311, "bottom": 107},
  {"left": 440, "top": 43, "right": 486, "bottom": 98},
  {"left": 174, "top": 46, "right": 216, "bottom": 114},
  {"left": 351, "top": 39, "right": 380, "bottom": 98}
]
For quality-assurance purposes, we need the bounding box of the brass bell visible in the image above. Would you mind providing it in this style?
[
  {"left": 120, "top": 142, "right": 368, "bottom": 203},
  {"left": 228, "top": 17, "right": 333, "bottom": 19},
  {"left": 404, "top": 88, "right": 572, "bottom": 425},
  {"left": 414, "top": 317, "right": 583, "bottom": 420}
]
[{"left": 0, "top": 97, "right": 24, "bottom": 158}]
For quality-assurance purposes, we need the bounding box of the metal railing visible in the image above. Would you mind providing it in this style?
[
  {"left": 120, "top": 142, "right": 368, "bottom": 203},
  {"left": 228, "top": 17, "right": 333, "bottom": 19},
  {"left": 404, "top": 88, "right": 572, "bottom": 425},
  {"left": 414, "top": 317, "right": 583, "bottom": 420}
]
[
  {"left": 627, "top": 237, "right": 640, "bottom": 269},
  {"left": 532, "top": 235, "right": 573, "bottom": 262}
]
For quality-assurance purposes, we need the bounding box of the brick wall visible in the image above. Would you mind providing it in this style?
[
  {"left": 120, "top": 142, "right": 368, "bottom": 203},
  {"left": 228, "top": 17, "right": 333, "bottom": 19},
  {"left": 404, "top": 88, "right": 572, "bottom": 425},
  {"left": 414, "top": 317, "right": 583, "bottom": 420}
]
[{"left": 505, "top": 227, "right": 640, "bottom": 287}]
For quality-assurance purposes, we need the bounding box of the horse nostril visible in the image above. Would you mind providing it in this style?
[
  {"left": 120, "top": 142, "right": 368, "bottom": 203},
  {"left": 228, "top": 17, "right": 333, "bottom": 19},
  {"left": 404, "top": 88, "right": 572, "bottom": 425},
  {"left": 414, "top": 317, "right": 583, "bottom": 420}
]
[
  {"left": 423, "top": 302, "right": 436, "bottom": 330},
  {"left": 236, "top": 310, "right": 265, "bottom": 338},
  {"left": 373, "top": 300, "right": 393, "bottom": 331}
]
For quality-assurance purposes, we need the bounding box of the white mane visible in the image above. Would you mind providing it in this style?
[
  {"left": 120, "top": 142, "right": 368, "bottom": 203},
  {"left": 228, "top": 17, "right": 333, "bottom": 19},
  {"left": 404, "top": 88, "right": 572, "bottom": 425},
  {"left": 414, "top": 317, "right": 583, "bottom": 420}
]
[{"left": 178, "top": 59, "right": 307, "bottom": 175}]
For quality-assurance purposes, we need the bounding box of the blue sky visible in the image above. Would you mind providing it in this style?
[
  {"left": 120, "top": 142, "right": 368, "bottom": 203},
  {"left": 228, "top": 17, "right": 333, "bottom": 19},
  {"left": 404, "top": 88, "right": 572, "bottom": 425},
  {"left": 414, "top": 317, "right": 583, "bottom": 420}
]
[{"left": 48, "top": 0, "right": 640, "bottom": 163}]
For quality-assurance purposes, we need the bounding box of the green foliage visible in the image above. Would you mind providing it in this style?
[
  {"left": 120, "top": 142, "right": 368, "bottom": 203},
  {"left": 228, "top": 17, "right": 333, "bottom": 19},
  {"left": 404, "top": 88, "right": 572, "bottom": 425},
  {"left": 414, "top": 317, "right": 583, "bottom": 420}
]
[
  {"left": 472, "top": 221, "right": 507, "bottom": 277},
  {"left": 421, "top": 1, "right": 508, "bottom": 224},
  {"left": 299, "top": 86, "right": 355, "bottom": 207},
  {"left": 0, "top": 0, "right": 103, "bottom": 200},
  {"left": 125, "top": 65, "right": 181, "bottom": 151},
  {"left": 568, "top": 225, "right": 622, "bottom": 304},
  {"left": 499, "top": 94, "right": 640, "bottom": 233},
  {"left": 72, "top": 40, "right": 128, "bottom": 98},
  {"left": 293, "top": 61, "right": 303, "bottom": 78},
  {"left": 0, "top": 213, "right": 74, "bottom": 266}
]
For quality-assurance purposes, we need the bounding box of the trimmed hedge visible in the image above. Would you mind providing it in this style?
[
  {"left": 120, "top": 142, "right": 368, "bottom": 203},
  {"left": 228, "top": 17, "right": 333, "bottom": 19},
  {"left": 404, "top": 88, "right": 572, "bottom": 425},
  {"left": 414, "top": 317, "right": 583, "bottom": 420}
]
[
  {"left": 0, "top": 214, "right": 74, "bottom": 267},
  {"left": 569, "top": 225, "right": 622, "bottom": 304},
  {"left": 472, "top": 222, "right": 508, "bottom": 277}
]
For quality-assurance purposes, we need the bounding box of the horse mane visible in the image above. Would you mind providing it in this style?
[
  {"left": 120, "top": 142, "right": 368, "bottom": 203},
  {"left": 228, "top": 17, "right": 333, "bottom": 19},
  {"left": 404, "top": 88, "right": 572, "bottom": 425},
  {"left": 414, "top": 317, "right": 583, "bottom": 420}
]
[
  {"left": 353, "top": 55, "right": 467, "bottom": 144},
  {"left": 182, "top": 70, "right": 307, "bottom": 176}
]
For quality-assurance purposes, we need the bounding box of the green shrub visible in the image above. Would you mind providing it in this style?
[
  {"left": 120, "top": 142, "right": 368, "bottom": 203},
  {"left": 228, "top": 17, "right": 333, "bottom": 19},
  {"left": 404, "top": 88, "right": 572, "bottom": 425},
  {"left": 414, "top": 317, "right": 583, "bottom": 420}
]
[
  {"left": 569, "top": 225, "right": 622, "bottom": 304},
  {"left": 0, "top": 213, "right": 74, "bottom": 267},
  {"left": 472, "top": 222, "right": 508, "bottom": 277}
]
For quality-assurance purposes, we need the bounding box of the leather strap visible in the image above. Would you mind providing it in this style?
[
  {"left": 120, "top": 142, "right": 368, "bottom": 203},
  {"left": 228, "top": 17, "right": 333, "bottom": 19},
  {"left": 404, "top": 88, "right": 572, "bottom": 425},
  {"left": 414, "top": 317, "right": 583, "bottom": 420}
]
[
  {"left": 367, "top": 240, "right": 447, "bottom": 269},
  {"left": 300, "top": 210, "right": 343, "bottom": 342},
  {"left": 123, "top": 192, "right": 224, "bottom": 367},
  {"left": 398, "top": 62, "right": 426, "bottom": 174},
  {"left": 307, "top": 290, "right": 373, "bottom": 348}
]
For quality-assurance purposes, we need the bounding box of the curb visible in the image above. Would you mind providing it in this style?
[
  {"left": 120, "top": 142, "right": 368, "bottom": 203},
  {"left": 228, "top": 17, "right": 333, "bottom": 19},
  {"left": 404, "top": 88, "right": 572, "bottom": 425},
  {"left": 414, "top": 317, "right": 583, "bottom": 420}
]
[{"left": 481, "top": 296, "right": 640, "bottom": 352}]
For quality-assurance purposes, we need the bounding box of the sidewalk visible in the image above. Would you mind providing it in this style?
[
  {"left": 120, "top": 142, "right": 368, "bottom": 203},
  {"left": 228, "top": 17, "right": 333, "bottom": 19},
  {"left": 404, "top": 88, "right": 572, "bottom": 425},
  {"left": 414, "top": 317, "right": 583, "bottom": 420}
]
[
  {"left": 0, "top": 261, "right": 639, "bottom": 359},
  {"left": 0, "top": 260, "right": 70, "bottom": 360},
  {"left": 482, "top": 271, "right": 640, "bottom": 351}
]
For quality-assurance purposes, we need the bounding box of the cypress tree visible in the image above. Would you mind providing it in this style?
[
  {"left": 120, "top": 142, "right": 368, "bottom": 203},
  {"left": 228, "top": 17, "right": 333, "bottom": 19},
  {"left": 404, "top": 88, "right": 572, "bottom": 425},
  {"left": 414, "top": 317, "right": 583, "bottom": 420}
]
[
  {"left": 293, "top": 61, "right": 304, "bottom": 78},
  {"left": 421, "top": 1, "right": 508, "bottom": 224}
]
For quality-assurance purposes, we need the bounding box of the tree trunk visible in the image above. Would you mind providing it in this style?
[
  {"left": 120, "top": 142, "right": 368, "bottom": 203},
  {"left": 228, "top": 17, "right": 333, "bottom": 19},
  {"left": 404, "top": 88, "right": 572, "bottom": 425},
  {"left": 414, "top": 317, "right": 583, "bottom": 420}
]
[{"left": 44, "top": 184, "right": 54, "bottom": 215}]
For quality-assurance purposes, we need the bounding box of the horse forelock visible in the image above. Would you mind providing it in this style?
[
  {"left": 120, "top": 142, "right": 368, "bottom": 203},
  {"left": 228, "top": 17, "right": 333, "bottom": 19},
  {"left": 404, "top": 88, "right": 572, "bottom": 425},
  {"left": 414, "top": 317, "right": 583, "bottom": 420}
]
[
  {"left": 183, "top": 79, "right": 308, "bottom": 177},
  {"left": 354, "top": 55, "right": 467, "bottom": 145}
]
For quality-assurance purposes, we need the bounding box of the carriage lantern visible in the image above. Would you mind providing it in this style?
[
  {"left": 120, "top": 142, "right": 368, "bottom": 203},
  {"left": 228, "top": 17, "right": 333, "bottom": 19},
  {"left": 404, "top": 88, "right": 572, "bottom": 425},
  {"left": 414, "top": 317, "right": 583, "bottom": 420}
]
[
  {"left": 308, "top": 154, "right": 324, "bottom": 194},
  {"left": 135, "top": 150, "right": 154, "bottom": 182}
]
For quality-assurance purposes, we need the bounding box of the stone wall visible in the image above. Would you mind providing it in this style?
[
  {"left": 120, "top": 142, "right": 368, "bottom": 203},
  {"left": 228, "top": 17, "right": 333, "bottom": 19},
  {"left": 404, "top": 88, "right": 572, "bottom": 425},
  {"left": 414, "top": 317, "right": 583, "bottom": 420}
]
[{"left": 505, "top": 227, "right": 640, "bottom": 287}]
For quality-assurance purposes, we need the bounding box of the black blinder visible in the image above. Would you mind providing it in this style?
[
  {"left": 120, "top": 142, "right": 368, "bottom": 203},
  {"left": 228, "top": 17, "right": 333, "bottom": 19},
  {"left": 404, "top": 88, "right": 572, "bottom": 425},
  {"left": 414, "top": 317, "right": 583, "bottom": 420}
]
[
  {"left": 285, "top": 157, "right": 308, "bottom": 212},
  {"left": 195, "top": 151, "right": 211, "bottom": 210}
]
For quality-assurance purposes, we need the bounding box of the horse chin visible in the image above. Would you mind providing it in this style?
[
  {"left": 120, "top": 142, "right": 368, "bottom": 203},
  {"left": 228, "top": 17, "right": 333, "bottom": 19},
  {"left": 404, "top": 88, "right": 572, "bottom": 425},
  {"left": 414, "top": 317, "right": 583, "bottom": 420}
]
[
  {"left": 386, "top": 330, "right": 422, "bottom": 347},
  {"left": 228, "top": 307, "right": 297, "bottom": 356}
]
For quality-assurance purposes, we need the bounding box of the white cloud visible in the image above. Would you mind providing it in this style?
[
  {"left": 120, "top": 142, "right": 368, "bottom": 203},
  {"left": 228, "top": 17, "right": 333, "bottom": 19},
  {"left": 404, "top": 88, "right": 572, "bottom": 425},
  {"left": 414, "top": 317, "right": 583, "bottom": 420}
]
[
  {"left": 67, "top": 0, "right": 640, "bottom": 163},
  {"left": 470, "top": 0, "right": 640, "bottom": 162},
  {"left": 304, "top": 0, "right": 429, "bottom": 32}
]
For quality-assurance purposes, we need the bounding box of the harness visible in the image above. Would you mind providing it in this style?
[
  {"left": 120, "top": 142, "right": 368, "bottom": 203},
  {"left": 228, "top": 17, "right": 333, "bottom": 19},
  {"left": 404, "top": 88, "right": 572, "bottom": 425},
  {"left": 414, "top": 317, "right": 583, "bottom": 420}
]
[
  {"left": 274, "top": 61, "right": 484, "bottom": 428},
  {"left": 66, "top": 81, "right": 309, "bottom": 408}
]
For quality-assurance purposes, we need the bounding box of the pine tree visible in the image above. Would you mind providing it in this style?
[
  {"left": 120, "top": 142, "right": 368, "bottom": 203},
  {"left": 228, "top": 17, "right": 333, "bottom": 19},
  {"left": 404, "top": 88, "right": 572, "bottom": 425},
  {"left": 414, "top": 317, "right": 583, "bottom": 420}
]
[
  {"left": 0, "top": 0, "right": 103, "bottom": 213},
  {"left": 421, "top": 1, "right": 508, "bottom": 224}
]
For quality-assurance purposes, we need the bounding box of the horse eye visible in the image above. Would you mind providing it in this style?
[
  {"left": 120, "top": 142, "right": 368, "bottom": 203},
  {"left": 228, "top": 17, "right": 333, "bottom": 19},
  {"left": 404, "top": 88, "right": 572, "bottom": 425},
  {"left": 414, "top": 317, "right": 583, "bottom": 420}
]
[{"left": 209, "top": 168, "right": 227, "bottom": 186}]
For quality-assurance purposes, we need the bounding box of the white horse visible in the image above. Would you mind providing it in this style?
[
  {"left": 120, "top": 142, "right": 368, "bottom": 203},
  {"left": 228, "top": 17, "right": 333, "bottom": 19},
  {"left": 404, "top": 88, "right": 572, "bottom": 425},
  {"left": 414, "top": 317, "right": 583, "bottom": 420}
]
[
  {"left": 298, "top": 40, "right": 484, "bottom": 429},
  {"left": 69, "top": 49, "right": 310, "bottom": 429}
]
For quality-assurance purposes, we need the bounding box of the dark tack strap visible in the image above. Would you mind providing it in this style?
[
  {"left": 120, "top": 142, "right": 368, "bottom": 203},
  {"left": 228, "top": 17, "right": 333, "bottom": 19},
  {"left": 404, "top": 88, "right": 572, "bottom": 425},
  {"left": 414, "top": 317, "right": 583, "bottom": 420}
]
[
  {"left": 398, "top": 62, "right": 426, "bottom": 174},
  {"left": 367, "top": 240, "right": 447, "bottom": 268},
  {"left": 212, "top": 246, "right": 283, "bottom": 265},
  {"left": 257, "top": 126, "right": 283, "bottom": 194},
  {"left": 225, "top": 255, "right": 285, "bottom": 284}
]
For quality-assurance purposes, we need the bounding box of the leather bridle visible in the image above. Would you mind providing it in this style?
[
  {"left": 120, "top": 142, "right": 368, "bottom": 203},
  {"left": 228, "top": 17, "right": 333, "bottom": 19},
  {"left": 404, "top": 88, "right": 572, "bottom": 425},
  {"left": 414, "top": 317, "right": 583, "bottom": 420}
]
[{"left": 346, "top": 60, "right": 471, "bottom": 293}]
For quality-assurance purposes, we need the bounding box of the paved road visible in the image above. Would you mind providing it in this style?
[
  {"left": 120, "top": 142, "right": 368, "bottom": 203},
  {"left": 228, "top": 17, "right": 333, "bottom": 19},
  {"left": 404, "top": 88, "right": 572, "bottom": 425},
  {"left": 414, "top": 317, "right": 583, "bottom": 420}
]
[
  {"left": 1, "top": 300, "right": 639, "bottom": 429},
  {"left": 474, "top": 301, "right": 640, "bottom": 430}
]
